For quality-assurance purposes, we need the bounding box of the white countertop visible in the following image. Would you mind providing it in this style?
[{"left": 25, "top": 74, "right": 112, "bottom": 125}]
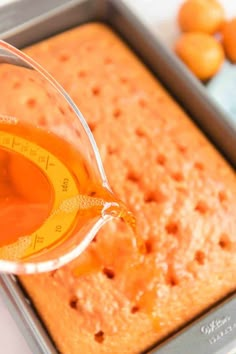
[{"left": 0, "top": 0, "right": 235, "bottom": 353}]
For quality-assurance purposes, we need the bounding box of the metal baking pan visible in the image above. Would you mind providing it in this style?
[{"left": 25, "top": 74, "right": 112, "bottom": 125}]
[{"left": 0, "top": 0, "right": 235, "bottom": 353}]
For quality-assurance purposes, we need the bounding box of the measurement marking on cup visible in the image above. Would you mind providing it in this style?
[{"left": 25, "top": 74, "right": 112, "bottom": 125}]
[
  {"left": 11, "top": 136, "right": 15, "bottom": 148},
  {"left": 30, "top": 148, "right": 37, "bottom": 157},
  {"left": 55, "top": 225, "right": 62, "bottom": 232},
  {"left": 33, "top": 234, "right": 38, "bottom": 250},
  {"left": 45, "top": 155, "right": 49, "bottom": 170}
]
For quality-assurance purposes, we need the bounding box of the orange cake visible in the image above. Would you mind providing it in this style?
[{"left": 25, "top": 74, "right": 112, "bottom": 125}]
[{"left": 1, "top": 23, "right": 236, "bottom": 353}]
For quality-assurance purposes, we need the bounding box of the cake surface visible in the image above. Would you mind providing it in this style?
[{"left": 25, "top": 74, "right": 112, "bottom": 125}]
[{"left": 2, "top": 23, "right": 235, "bottom": 353}]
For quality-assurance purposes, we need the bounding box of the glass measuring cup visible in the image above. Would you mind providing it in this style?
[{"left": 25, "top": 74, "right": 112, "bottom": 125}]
[{"left": 0, "top": 40, "right": 133, "bottom": 274}]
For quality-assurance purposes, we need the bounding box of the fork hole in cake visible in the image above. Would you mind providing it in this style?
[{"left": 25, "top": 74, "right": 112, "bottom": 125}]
[
  {"left": 156, "top": 153, "right": 167, "bottom": 166},
  {"left": 91, "top": 86, "right": 101, "bottom": 96},
  {"left": 120, "top": 76, "right": 128, "bottom": 84},
  {"left": 49, "top": 269, "right": 58, "bottom": 278},
  {"left": 88, "top": 190, "right": 97, "bottom": 197},
  {"left": 130, "top": 305, "right": 140, "bottom": 314},
  {"left": 135, "top": 127, "right": 147, "bottom": 138},
  {"left": 38, "top": 115, "right": 47, "bottom": 126},
  {"left": 194, "top": 250, "right": 205, "bottom": 265},
  {"left": 75, "top": 127, "right": 82, "bottom": 138},
  {"left": 94, "top": 330, "right": 105, "bottom": 343},
  {"left": 12, "top": 81, "right": 21, "bottom": 89},
  {"left": 218, "top": 190, "right": 228, "bottom": 204},
  {"left": 58, "top": 106, "right": 66, "bottom": 115},
  {"left": 69, "top": 295, "right": 79, "bottom": 310},
  {"left": 113, "top": 108, "right": 121, "bottom": 119},
  {"left": 177, "top": 144, "right": 188, "bottom": 155},
  {"left": 194, "top": 161, "right": 205, "bottom": 171},
  {"left": 88, "top": 122, "right": 97, "bottom": 132},
  {"left": 107, "top": 145, "right": 119, "bottom": 155},
  {"left": 126, "top": 171, "right": 140, "bottom": 184},
  {"left": 104, "top": 57, "right": 113, "bottom": 65},
  {"left": 171, "top": 171, "right": 184, "bottom": 183},
  {"left": 102, "top": 267, "right": 115, "bottom": 279},
  {"left": 58, "top": 53, "right": 69, "bottom": 62},
  {"left": 218, "top": 233, "right": 232, "bottom": 251},
  {"left": 26, "top": 97, "right": 37, "bottom": 109},
  {"left": 194, "top": 200, "right": 209, "bottom": 214},
  {"left": 167, "top": 274, "right": 179, "bottom": 287},
  {"left": 165, "top": 221, "right": 179, "bottom": 236},
  {"left": 77, "top": 70, "right": 87, "bottom": 78},
  {"left": 144, "top": 190, "right": 166, "bottom": 204},
  {"left": 138, "top": 98, "right": 147, "bottom": 108},
  {"left": 92, "top": 235, "right": 97, "bottom": 243},
  {"left": 144, "top": 239, "right": 153, "bottom": 254},
  {"left": 46, "top": 91, "right": 54, "bottom": 99}
]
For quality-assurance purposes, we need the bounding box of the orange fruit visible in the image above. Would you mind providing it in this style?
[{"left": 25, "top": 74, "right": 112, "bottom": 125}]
[
  {"left": 222, "top": 18, "right": 236, "bottom": 63},
  {"left": 175, "top": 32, "right": 225, "bottom": 80},
  {"left": 178, "top": 0, "right": 225, "bottom": 34}
]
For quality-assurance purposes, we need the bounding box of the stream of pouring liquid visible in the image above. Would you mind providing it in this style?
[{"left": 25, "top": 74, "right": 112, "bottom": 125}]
[{"left": 0, "top": 118, "right": 144, "bottom": 261}]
